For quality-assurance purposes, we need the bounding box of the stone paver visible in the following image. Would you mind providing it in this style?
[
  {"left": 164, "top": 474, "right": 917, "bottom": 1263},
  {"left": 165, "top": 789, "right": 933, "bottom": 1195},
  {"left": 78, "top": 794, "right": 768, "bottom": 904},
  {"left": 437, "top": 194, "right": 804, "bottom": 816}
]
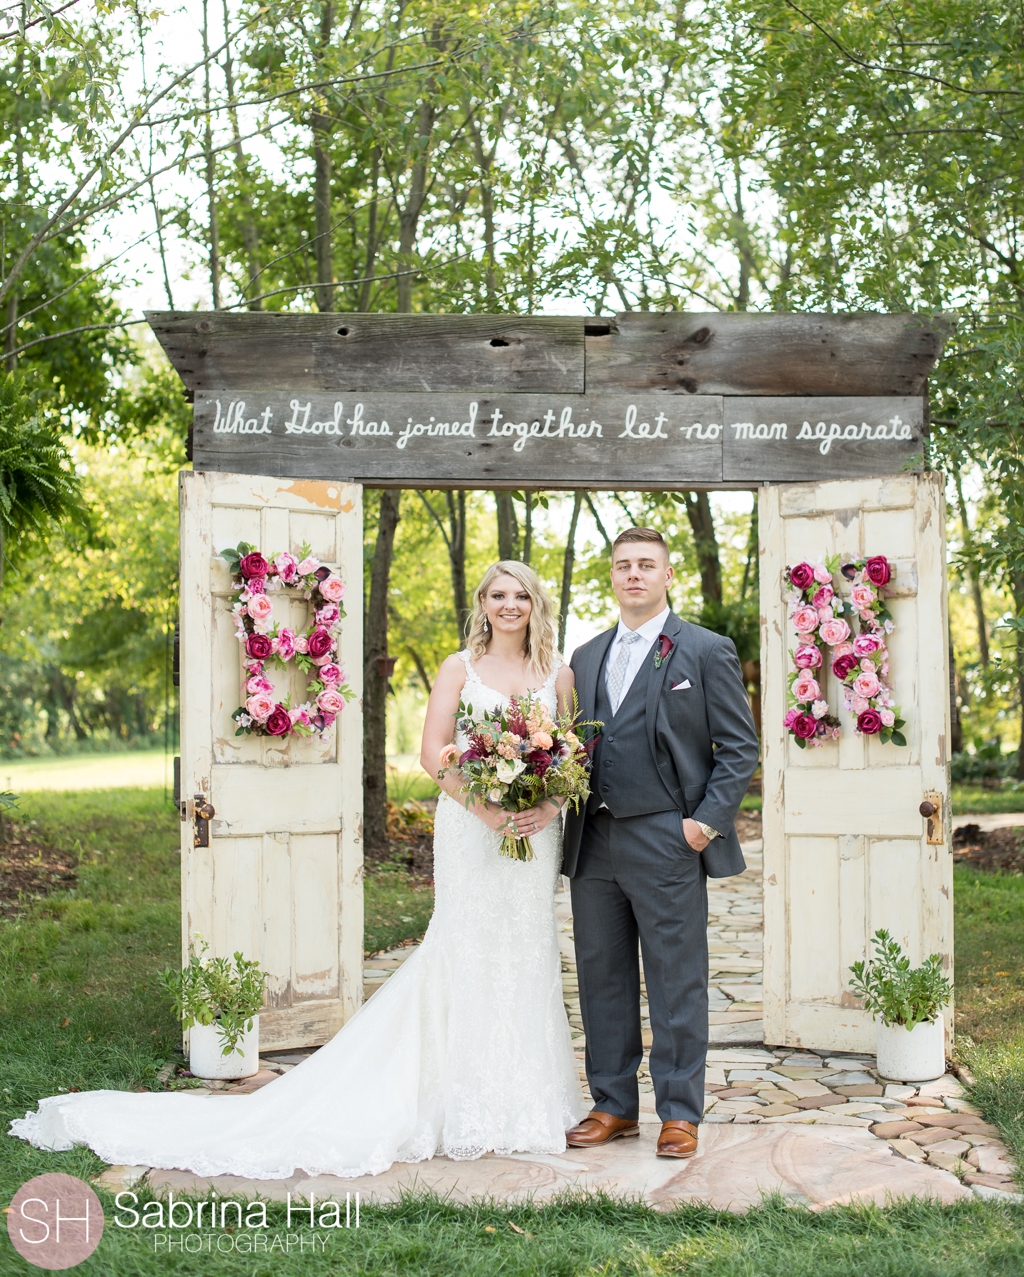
[{"left": 114, "top": 837, "right": 1018, "bottom": 1208}]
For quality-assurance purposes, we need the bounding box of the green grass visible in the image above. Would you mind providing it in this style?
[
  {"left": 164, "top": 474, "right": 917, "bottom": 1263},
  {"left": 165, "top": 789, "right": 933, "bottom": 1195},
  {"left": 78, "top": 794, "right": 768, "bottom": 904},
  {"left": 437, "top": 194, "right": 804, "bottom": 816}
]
[
  {"left": 952, "top": 785, "right": 1024, "bottom": 815},
  {"left": 3, "top": 791, "right": 1024, "bottom": 1275},
  {"left": 364, "top": 866, "right": 434, "bottom": 956}
]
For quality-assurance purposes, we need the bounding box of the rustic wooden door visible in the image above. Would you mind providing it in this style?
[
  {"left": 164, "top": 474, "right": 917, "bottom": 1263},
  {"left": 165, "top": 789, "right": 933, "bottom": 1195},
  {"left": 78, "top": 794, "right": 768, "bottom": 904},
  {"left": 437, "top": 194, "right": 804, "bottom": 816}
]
[
  {"left": 760, "top": 472, "right": 952, "bottom": 1051},
  {"left": 178, "top": 471, "right": 363, "bottom": 1050}
]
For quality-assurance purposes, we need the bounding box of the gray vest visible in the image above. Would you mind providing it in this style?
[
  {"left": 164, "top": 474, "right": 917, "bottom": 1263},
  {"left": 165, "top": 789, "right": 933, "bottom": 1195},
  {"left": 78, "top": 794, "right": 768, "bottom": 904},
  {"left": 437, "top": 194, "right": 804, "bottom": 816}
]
[{"left": 589, "top": 647, "right": 678, "bottom": 818}]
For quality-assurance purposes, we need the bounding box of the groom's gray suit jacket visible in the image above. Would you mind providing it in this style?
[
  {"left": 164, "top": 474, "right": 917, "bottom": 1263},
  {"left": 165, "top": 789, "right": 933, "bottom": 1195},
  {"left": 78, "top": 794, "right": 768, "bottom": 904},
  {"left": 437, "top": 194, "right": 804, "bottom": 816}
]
[{"left": 562, "top": 611, "right": 760, "bottom": 879}]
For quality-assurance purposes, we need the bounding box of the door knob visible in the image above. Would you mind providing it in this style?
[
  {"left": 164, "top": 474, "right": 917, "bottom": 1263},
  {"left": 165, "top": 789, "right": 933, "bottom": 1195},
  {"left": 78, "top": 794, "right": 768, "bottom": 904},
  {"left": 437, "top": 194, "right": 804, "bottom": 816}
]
[
  {"left": 920, "top": 792, "right": 944, "bottom": 845},
  {"left": 196, "top": 800, "right": 216, "bottom": 821},
  {"left": 193, "top": 793, "right": 215, "bottom": 847},
  {"left": 919, "top": 801, "right": 937, "bottom": 817}
]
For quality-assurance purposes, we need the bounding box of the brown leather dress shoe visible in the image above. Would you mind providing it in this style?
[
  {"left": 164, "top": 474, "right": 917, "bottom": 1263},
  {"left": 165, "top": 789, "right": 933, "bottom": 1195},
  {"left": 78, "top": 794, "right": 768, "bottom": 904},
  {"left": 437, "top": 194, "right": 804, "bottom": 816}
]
[
  {"left": 565, "top": 1111, "right": 640, "bottom": 1147},
  {"left": 657, "top": 1120, "right": 699, "bottom": 1158}
]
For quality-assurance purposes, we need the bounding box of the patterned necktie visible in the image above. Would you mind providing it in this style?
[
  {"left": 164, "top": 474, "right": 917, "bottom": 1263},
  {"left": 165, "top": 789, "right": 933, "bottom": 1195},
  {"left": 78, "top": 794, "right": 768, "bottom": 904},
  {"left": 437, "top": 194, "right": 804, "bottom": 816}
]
[{"left": 607, "top": 629, "right": 643, "bottom": 714}]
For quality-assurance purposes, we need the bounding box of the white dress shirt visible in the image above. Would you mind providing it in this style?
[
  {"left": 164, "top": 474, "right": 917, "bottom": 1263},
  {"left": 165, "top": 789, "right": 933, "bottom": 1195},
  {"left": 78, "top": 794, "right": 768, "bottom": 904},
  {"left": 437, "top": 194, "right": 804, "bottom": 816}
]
[{"left": 604, "top": 605, "right": 671, "bottom": 713}]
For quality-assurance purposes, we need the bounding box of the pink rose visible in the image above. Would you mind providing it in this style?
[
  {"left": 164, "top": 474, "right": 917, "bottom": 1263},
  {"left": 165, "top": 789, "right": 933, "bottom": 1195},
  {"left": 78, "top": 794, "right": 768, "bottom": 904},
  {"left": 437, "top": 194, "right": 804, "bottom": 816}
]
[
  {"left": 245, "top": 693, "right": 275, "bottom": 722},
  {"left": 852, "top": 633, "right": 882, "bottom": 657},
  {"left": 318, "top": 574, "right": 346, "bottom": 603},
  {"left": 265, "top": 705, "right": 292, "bottom": 736},
  {"left": 274, "top": 552, "right": 298, "bottom": 583},
  {"left": 819, "top": 618, "right": 851, "bottom": 646},
  {"left": 317, "top": 688, "right": 346, "bottom": 714},
  {"left": 793, "top": 675, "right": 821, "bottom": 703},
  {"left": 318, "top": 663, "right": 343, "bottom": 686},
  {"left": 238, "top": 551, "right": 269, "bottom": 579},
  {"left": 832, "top": 641, "right": 854, "bottom": 658},
  {"left": 832, "top": 652, "right": 859, "bottom": 681},
  {"left": 811, "top": 699, "right": 829, "bottom": 719},
  {"left": 851, "top": 584, "right": 876, "bottom": 611},
  {"left": 276, "top": 627, "right": 297, "bottom": 660},
  {"left": 791, "top": 605, "right": 819, "bottom": 633},
  {"left": 783, "top": 709, "right": 799, "bottom": 729},
  {"left": 865, "top": 555, "right": 891, "bottom": 587},
  {"left": 246, "top": 593, "right": 273, "bottom": 623},
  {"left": 316, "top": 603, "right": 340, "bottom": 627},
  {"left": 880, "top": 709, "right": 896, "bottom": 727},
  {"left": 530, "top": 731, "right": 554, "bottom": 750},
  {"left": 852, "top": 694, "right": 869, "bottom": 714},
  {"left": 792, "top": 712, "right": 818, "bottom": 739},
  {"left": 812, "top": 585, "right": 834, "bottom": 608},
  {"left": 246, "top": 675, "right": 274, "bottom": 695},
  {"left": 813, "top": 564, "right": 832, "bottom": 584},
  {"left": 793, "top": 643, "right": 823, "bottom": 669},
  {"left": 788, "top": 562, "right": 815, "bottom": 590},
  {"left": 439, "top": 744, "right": 459, "bottom": 768},
  {"left": 245, "top": 577, "right": 266, "bottom": 596},
  {"left": 853, "top": 671, "right": 880, "bottom": 698},
  {"left": 859, "top": 658, "right": 876, "bottom": 673},
  {"left": 857, "top": 708, "right": 883, "bottom": 735},
  {"left": 297, "top": 556, "right": 320, "bottom": 577},
  {"left": 289, "top": 706, "right": 312, "bottom": 726}
]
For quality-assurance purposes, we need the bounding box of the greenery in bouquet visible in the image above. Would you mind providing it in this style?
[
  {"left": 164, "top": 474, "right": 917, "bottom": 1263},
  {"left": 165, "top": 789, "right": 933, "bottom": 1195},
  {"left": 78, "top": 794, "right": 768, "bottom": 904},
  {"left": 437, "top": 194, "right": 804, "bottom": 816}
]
[
  {"left": 159, "top": 939, "right": 268, "bottom": 1057},
  {"left": 848, "top": 929, "right": 951, "bottom": 1031},
  {"left": 441, "top": 691, "right": 601, "bottom": 862}
]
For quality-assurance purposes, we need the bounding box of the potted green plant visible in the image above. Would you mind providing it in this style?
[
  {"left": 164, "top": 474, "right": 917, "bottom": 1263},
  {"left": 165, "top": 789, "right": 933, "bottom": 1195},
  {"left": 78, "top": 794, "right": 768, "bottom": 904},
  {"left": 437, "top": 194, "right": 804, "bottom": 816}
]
[
  {"left": 160, "top": 941, "right": 268, "bottom": 1080},
  {"left": 848, "top": 929, "right": 952, "bottom": 1082}
]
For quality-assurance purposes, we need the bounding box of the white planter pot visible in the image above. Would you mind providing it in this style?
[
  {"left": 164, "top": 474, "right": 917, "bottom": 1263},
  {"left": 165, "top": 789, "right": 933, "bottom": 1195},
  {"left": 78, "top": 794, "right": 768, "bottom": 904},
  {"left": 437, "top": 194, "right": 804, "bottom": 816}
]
[
  {"left": 876, "top": 1014, "right": 945, "bottom": 1082},
  {"left": 188, "top": 1016, "right": 259, "bottom": 1080}
]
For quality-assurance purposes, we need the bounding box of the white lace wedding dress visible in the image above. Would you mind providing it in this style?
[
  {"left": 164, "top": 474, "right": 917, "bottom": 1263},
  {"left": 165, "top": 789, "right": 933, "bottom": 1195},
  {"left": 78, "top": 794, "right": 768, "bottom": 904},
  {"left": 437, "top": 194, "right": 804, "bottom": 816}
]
[{"left": 9, "top": 653, "right": 585, "bottom": 1179}]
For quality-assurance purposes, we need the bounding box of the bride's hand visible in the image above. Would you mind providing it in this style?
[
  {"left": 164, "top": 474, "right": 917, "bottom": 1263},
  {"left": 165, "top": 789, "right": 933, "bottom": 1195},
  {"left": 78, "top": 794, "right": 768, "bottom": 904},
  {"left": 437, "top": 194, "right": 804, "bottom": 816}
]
[{"left": 510, "top": 801, "right": 562, "bottom": 838}]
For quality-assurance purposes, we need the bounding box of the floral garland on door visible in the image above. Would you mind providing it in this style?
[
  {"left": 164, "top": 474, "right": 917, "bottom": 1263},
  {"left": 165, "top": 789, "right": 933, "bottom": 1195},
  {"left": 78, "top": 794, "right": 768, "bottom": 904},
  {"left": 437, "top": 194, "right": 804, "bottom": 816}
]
[
  {"left": 783, "top": 553, "right": 905, "bottom": 748},
  {"left": 220, "top": 542, "right": 355, "bottom": 739}
]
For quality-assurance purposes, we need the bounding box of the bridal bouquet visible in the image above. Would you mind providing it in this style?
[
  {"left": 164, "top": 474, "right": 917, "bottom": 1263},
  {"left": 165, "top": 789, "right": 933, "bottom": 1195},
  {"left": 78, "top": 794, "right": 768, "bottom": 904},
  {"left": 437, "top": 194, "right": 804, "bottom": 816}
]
[{"left": 441, "top": 693, "right": 600, "bottom": 862}]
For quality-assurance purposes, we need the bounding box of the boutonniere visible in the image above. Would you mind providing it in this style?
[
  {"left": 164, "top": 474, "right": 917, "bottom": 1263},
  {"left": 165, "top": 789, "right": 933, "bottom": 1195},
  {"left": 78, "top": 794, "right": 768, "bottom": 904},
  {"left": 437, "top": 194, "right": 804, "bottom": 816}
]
[{"left": 653, "top": 633, "right": 674, "bottom": 669}]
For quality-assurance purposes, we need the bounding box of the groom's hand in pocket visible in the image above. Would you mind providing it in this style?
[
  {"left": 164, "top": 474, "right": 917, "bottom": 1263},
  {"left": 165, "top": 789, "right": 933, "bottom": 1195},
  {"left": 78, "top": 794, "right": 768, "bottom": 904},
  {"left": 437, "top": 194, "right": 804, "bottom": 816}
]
[{"left": 681, "top": 817, "right": 710, "bottom": 852}]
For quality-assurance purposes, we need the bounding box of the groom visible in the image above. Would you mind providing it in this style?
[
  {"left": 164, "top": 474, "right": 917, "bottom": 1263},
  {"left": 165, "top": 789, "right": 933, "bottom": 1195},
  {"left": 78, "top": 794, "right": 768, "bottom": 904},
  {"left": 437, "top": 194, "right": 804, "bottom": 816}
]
[{"left": 563, "top": 526, "right": 760, "bottom": 1159}]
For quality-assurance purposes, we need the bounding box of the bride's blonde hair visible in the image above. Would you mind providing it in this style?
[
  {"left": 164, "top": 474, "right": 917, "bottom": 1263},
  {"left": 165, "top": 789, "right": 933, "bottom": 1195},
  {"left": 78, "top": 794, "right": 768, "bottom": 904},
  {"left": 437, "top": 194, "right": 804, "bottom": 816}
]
[{"left": 466, "top": 560, "right": 558, "bottom": 675}]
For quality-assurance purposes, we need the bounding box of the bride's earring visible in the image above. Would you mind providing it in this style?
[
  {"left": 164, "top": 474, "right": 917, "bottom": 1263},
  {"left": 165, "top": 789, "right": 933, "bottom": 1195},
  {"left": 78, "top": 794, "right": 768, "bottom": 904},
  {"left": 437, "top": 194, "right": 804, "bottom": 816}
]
[{"left": 484, "top": 617, "right": 490, "bottom": 632}]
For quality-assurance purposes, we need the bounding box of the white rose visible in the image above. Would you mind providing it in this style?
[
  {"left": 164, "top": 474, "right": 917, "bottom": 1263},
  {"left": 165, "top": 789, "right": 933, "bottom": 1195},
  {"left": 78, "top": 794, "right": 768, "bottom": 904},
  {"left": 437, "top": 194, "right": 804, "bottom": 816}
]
[{"left": 495, "top": 758, "right": 527, "bottom": 783}]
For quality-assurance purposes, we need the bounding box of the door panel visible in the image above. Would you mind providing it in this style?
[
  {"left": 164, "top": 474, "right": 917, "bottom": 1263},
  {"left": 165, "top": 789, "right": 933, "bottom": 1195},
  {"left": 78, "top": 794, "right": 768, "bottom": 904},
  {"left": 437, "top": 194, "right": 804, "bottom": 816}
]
[
  {"left": 760, "top": 472, "right": 952, "bottom": 1051},
  {"left": 179, "top": 471, "right": 363, "bottom": 1050}
]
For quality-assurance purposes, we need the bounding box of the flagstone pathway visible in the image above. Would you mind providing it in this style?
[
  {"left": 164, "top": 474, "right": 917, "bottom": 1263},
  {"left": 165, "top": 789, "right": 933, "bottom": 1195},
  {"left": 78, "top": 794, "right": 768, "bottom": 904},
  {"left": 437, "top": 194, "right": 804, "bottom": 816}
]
[{"left": 97, "top": 837, "right": 1020, "bottom": 1209}]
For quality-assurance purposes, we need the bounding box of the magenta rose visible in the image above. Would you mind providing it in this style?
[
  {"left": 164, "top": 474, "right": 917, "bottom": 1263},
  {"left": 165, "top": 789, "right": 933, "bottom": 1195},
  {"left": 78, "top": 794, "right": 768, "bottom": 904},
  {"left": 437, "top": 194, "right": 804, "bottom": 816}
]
[
  {"left": 265, "top": 704, "right": 292, "bottom": 736},
  {"left": 793, "top": 643, "right": 823, "bottom": 670},
  {"left": 857, "top": 708, "right": 884, "bottom": 735},
  {"left": 276, "top": 627, "right": 297, "bottom": 660},
  {"left": 783, "top": 709, "right": 799, "bottom": 729},
  {"left": 789, "top": 562, "right": 815, "bottom": 591},
  {"left": 812, "top": 584, "right": 834, "bottom": 609},
  {"left": 274, "top": 551, "right": 298, "bottom": 583},
  {"left": 245, "top": 632, "right": 273, "bottom": 660},
  {"left": 318, "top": 662, "right": 343, "bottom": 686},
  {"left": 852, "top": 632, "right": 882, "bottom": 658},
  {"left": 865, "top": 555, "right": 891, "bottom": 587},
  {"left": 239, "top": 551, "right": 269, "bottom": 580},
  {"left": 792, "top": 712, "right": 818, "bottom": 739},
  {"left": 307, "top": 627, "right": 333, "bottom": 660},
  {"left": 832, "top": 652, "right": 859, "bottom": 680},
  {"left": 316, "top": 603, "right": 340, "bottom": 627}
]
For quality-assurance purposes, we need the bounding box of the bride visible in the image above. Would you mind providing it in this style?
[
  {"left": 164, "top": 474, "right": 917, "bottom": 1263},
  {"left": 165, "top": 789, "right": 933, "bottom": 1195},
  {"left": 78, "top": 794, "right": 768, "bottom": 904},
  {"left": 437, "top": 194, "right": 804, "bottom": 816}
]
[{"left": 10, "top": 560, "right": 586, "bottom": 1179}]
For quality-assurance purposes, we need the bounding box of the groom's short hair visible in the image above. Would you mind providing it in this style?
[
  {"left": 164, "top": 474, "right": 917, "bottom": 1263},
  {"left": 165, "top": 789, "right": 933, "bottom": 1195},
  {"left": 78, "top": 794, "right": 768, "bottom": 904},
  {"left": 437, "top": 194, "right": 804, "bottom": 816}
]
[{"left": 612, "top": 527, "right": 668, "bottom": 556}]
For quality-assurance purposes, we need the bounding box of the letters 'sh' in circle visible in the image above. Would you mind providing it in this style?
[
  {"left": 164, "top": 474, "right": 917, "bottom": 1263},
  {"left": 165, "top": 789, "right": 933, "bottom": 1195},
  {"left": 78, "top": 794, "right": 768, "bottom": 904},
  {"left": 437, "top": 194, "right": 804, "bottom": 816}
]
[{"left": 6, "top": 1174, "right": 105, "bottom": 1270}]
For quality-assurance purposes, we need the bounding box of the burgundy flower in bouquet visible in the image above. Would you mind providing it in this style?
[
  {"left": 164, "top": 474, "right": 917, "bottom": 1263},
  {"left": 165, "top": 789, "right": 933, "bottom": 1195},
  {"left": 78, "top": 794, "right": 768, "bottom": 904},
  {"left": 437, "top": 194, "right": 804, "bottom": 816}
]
[
  {"left": 856, "top": 708, "right": 884, "bottom": 735},
  {"left": 306, "top": 627, "right": 334, "bottom": 660},
  {"left": 653, "top": 634, "right": 674, "bottom": 669},
  {"left": 832, "top": 651, "right": 860, "bottom": 681},
  {"left": 791, "top": 712, "right": 818, "bottom": 740}
]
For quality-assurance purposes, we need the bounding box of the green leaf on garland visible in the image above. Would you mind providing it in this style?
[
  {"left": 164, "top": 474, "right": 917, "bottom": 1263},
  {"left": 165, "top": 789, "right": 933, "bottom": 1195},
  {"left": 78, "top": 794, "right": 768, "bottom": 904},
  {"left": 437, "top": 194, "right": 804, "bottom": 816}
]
[
  {"left": 794, "top": 736, "right": 806, "bottom": 749},
  {"left": 891, "top": 730, "right": 907, "bottom": 747}
]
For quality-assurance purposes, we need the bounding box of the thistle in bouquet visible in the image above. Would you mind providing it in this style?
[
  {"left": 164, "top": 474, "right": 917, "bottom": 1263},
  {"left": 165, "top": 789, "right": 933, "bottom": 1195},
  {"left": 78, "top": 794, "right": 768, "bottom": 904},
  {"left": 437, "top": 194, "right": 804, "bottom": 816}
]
[
  {"left": 783, "top": 556, "right": 843, "bottom": 748},
  {"left": 834, "top": 555, "right": 906, "bottom": 746},
  {"left": 441, "top": 691, "right": 601, "bottom": 861}
]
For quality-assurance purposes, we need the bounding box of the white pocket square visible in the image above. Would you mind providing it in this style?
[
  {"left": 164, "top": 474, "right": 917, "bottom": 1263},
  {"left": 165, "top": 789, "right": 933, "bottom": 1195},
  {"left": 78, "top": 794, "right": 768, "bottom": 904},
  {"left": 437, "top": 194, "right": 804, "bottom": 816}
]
[{"left": 672, "top": 679, "right": 692, "bottom": 691}]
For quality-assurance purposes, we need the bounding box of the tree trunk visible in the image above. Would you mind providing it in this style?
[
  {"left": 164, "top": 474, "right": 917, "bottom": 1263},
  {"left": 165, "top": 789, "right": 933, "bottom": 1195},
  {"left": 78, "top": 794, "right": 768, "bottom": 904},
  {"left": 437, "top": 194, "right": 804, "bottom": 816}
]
[
  {"left": 447, "top": 490, "right": 469, "bottom": 640},
  {"left": 740, "top": 499, "right": 758, "bottom": 600},
  {"left": 312, "top": 3, "right": 335, "bottom": 312},
  {"left": 558, "top": 492, "right": 584, "bottom": 652},
  {"left": 949, "top": 627, "right": 964, "bottom": 756},
  {"left": 683, "top": 491, "right": 722, "bottom": 606},
  {"left": 201, "top": 0, "right": 220, "bottom": 309},
  {"left": 3, "top": 292, "right": 16, "bottom": 371},
  {"left": 222, "top": 0, "right": 261, "bottom": 309},
  {"left": 1014, "top": 571, "right": 1024, "bottom": 780},
  {"left": 953, "top": 472, "right": 989, "bottom": 666},
  {"left": 522, "top": 492, "right": 533, "bottom": 565},
  {"left": 363, "top": 490, "right": 401, "bottom": 855},
  {"left": 495, "top": 491, "right": 518, "bottom": 561}
]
